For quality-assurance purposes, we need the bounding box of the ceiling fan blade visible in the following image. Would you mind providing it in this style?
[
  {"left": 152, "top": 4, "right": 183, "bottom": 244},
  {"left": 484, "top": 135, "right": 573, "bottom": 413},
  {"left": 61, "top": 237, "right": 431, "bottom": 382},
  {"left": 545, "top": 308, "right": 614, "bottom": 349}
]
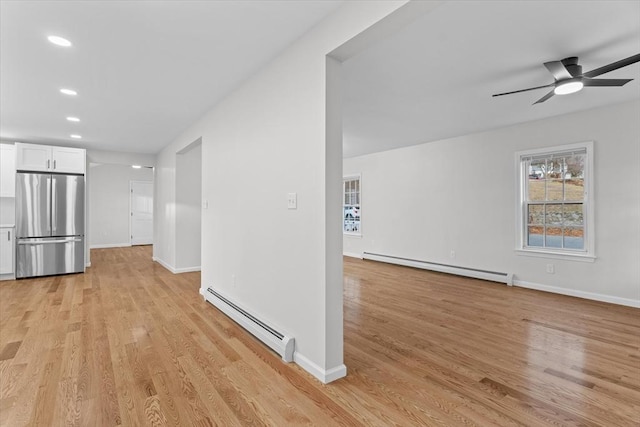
[
  {"left": 544, "top": 60, "right": 572, "bottom": 80},
  {"left": 583, "top": 53, "right": 640, "bottom": 78},
  {"left": 583, "top": 78, "right": 633, "bottom": 87},
  {"left": 492, "top": 83, "right": 554, "bottom": 97},
  {"left": 533, "top": 90, "right": 555, "bottom": 105}
]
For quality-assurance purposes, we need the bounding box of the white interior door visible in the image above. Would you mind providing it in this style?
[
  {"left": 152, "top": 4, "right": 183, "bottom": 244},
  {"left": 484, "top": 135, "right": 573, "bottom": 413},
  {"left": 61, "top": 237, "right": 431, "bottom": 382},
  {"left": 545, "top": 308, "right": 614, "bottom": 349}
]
[{"left": 130, "top": 181, "right": 153, "bottom": 245}]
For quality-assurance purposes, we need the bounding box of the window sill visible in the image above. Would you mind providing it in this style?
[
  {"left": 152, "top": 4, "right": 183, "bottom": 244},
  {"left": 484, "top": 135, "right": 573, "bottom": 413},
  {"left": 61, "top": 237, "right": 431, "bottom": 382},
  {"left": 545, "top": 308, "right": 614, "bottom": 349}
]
[
  {"left": 515, "top": 249, "right": 595, "bottom": 263},
  {"left": 343, "top": 232, "right": 362, "bottom": 238}
]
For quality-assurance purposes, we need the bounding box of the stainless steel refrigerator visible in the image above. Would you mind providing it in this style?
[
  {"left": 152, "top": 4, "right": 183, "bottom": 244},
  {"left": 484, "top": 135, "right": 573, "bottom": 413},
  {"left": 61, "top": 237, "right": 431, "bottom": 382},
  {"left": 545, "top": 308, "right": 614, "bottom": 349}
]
[{"left": 16, "top": 172, "right": 85, "bottom": 278}]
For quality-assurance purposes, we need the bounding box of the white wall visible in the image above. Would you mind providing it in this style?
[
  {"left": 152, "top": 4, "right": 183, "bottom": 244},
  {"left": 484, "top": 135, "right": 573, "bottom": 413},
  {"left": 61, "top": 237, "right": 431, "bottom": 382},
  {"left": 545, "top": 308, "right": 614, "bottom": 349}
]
[
  {"left": 153, "top": 1, "right": 424, "bottom": 383},
  {"left": 344, "top": 100, "right": 640, "bottom": 306},
  {"left": 176, "top": 142, "right": 202, "bottom": 271},
  {"left": 89, "top": 163, "right": 153, "bottom": 248}
]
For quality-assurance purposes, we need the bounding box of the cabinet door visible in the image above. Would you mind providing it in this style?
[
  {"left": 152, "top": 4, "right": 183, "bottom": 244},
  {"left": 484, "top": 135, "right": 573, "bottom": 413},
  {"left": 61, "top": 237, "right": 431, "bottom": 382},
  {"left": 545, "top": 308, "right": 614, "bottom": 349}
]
[
  {"left": 0, "top": 228, "right": 13, "bottom": 275},
  {"left": 0, "top": 144, "right": 16, "bottom": 197},
  {"left": 52, "top": 147, "right": 85, "bottom": 174},
  {"left": 16, "top": 143, "right": 51, "bottom": 172}
]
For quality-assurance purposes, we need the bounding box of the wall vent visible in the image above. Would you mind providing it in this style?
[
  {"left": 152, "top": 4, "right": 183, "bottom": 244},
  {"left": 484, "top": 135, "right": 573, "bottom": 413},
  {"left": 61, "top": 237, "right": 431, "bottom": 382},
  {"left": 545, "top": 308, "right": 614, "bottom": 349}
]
[
  {"left": 362, "top": 252, "right": 513, "bottom": 285},
  {"left": 202, "top": 287, "right": 295, "bottom": 362}
]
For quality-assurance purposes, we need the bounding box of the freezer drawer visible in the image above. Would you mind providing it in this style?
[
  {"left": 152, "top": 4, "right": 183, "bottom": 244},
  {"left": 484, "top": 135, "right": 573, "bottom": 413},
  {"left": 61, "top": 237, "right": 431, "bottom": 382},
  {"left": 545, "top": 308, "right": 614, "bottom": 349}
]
[{"left": 16, "top": 237, "right": 84, "bottom": 278}]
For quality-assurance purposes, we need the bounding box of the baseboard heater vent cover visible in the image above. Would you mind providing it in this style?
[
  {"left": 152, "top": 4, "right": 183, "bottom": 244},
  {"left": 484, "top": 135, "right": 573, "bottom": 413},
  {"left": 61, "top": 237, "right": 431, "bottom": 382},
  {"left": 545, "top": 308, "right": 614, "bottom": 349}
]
[
  {"left": 203, "top": 287, "right": 295, "bottom": 362},
  {"left": 362, "top": 252, "right": 513, "bottom": 285}
]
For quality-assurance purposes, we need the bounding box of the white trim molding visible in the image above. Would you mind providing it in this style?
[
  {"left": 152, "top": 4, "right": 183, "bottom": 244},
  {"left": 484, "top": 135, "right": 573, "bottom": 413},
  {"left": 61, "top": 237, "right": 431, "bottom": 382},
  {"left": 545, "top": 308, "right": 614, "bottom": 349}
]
[
  {"left": 514, "top": 279, "right": 639, "bottom": 308},
  {"left": 152, "top": 256, "right": 200, "bottom": 274},
  {"left": 90, "top": 243, "right": 131, "bottom": 249},
  {"left": 153, "top": 256, "right": 176, "bottom": 274},
  {"left": 175, "top": 266, "right": 201, "bottom": 273},
  {"left": 343, "top": 252, "right": 363, "bottom": 259},
  {"left": 293, "top": 352, "right": 347, "bottom": 384}
]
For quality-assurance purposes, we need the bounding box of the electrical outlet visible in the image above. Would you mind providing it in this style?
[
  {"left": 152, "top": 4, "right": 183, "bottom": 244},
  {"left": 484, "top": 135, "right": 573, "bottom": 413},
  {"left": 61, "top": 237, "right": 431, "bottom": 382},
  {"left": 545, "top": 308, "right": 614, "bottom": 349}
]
[
  {"left": 450, "top": 250, "right": 455, "bottom": 259},
  {"left": 546, "top": 263, "right": 555, "bottom": 274}
]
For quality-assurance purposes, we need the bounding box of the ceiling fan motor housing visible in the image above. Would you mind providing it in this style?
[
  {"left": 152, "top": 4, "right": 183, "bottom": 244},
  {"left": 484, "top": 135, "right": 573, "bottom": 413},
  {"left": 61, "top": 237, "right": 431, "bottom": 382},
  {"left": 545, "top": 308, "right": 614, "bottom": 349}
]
[{"left": 561, "top": 57, "right": 582, "bottom": 78}]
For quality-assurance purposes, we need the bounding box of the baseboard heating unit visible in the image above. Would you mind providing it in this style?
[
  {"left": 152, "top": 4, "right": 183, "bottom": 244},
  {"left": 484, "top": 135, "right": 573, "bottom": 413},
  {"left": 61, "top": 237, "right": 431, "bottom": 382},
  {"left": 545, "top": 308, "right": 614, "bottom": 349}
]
[
  {"left": 362, "top": 252, "right": 513, "bottom": 285},
  {"left": 201, "top": 287, "right": 295, "bottom": 362}
]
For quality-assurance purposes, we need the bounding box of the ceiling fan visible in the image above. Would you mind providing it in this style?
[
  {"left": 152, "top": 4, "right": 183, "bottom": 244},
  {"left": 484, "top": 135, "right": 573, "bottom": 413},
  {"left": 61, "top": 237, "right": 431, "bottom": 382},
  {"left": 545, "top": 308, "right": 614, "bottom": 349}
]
[{"left": 492, "top": 53, "right": 640, "bottom": 104}]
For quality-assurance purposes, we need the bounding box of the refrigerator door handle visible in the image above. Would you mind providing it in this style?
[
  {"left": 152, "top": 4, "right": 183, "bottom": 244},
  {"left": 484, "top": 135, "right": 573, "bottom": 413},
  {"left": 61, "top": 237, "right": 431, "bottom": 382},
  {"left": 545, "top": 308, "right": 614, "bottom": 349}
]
[
  {"left": 18, "top": 238, "right": 82, "bottom": 245},
  {"left": 47, "top": 175, "right": 52, "bottom": 235},
  {"left": 51, "top": 176, "right": 57, "bottom": 233}
]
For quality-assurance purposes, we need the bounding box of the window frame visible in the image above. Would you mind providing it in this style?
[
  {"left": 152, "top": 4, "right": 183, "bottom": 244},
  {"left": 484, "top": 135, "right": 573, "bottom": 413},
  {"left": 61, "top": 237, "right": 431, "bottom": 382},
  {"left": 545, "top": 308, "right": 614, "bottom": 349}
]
[
  {"left": 515, "top": 141, "right": 595, "bottom": 262},
  {"left": 343, "top": 174, "right": 362, "bottom": 236}
]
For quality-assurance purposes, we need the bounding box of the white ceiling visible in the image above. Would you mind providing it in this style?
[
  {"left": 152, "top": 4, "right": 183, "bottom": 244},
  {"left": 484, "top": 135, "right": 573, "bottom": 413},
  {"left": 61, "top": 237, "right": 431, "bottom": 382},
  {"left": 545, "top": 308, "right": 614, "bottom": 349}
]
[
  {"left": 0, "top": 0, "right": 343, "bottom": 153},
  {"left": 342, "top": 0, "right": 640, "bottom": 158},
  {"left": 2, "top": 1, "right": 639, "bottom": 159}
]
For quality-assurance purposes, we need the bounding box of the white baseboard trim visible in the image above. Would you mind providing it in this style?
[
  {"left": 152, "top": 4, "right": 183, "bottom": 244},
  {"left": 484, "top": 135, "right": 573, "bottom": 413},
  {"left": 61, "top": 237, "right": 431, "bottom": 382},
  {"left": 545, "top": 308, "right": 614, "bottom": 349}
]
[
  {"left": 90, "top": 243, "right": 131, "bottom": 249},
  {"left": 153, "top": 256, "right": 177, "bottom": 274},
  {"left": 293, "top": 352, "right": 347, "bottom": 384},
  {"left": 174, "top": 266, "right": 201, "bottom": 273},
  {"left": 152, "top": 257, "right": 200, "bottom": 275},
  {"left": 514, "top": 280, "right": 640, "bottom": 308},
  {"left": 343, "top": 252, "right": 363, "bottom": 259},
  {"left": 85, "top": 262, "right": 91, "bottom": 268}
]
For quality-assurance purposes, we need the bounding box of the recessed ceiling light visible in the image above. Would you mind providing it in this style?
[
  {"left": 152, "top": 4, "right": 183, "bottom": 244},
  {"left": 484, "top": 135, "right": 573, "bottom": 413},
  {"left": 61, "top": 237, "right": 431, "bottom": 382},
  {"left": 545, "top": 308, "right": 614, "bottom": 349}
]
[
  {"left": 60, "top": 88, "right": 77, "bottom": 96},
  {"left": 132, "top": 165, "right": 142, "bottom": 169},
  {"left": 70, "top": 134, "right": 82, "bottom": 139},
  {"left": 66, "top": 116, "right": 80, "bottom": 122},
  {"left": 47, "top": 35, "right": 72, "bottom": 47}
]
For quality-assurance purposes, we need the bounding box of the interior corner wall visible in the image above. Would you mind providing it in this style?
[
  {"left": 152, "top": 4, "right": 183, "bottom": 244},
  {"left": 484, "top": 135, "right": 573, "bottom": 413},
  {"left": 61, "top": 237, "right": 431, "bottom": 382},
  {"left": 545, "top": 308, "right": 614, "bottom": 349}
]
[
  {"left": 88, "top": 163, "right": 153, "bottom": 248},
  {"left": 344, "top": 100, "right": 640, "bottom": 306},
  {"left": 152, "top": 1, "right": 412, "bottom": 382},
  {"left": 176, "top": 143, "right": 202, "bottom": 271}
]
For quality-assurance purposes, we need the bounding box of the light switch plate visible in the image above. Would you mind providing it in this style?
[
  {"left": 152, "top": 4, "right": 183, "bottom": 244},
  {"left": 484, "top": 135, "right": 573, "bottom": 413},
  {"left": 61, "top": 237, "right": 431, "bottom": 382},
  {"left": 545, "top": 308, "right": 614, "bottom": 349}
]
[{"left": 287, "top": 193, "right": 297, "bottom": 209}]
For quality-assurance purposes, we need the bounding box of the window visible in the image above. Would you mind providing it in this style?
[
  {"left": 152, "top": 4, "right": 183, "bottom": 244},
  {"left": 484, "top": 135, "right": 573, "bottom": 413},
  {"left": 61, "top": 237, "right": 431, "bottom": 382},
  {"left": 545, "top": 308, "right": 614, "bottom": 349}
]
[
  {"left": 516, "top": 142, "right": 594, "bottom": 260},
  {"left": 343, "top": 176, "right": 361, "bottom": 234}
]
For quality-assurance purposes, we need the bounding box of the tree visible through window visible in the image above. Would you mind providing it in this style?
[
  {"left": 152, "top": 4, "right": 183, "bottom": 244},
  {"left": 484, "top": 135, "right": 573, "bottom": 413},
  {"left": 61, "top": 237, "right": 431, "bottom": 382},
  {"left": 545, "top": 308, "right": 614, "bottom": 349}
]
[
  {"left": 518, "top": 142, "right": 593, "bottom": 257},
  {"left": 343, "top": 177, "right": 360, "bottom": 234}
]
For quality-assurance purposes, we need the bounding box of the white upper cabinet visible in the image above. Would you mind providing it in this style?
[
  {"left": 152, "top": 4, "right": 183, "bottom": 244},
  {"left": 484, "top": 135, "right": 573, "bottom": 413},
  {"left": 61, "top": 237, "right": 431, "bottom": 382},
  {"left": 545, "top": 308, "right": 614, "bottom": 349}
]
[
  {"left": 15, "top": 143, "right": 85, "bottom": 174},
  {"left": 0, "top": 144, "right": 16, "bottom": 197},
  {"left": 15, "top": 143, "right": 50, "bottom": 172},
  {"left": 52, "top": 146, "right": 85, "bottom": 174}
]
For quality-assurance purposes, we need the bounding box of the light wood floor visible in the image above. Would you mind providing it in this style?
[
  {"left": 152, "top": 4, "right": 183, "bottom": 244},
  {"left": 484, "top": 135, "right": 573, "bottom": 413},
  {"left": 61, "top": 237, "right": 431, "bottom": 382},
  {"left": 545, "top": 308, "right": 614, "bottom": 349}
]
[{"left": 1, "top": 246, "right": 638, "bottom": 426}]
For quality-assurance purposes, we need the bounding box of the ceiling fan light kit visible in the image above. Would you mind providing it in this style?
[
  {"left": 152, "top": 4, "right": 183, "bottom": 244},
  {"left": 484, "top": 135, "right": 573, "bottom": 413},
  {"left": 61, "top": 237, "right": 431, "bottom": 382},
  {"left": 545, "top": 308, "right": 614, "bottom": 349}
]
[
  {"left": 493, "top": 53, "right": 640, "bottom": 104},
  {"left": 554, "top": 79, "right": 584, "bottom": 95}
]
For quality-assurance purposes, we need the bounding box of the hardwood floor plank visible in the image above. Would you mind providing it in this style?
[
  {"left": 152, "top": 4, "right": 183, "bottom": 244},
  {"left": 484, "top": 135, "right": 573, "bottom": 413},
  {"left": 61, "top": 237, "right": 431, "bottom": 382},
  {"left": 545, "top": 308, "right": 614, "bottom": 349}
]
[{"left": 1, "top": 246, "right": 638, "bottom": 426}]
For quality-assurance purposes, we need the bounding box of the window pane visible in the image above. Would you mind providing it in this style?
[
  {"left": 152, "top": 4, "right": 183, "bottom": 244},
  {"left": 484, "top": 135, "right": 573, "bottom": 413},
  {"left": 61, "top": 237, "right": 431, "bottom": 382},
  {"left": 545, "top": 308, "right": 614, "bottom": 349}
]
[
  {"left": 547, "top": 178, "right": 564, "bottom": 201},
  {"left": 546, "top": 227, "right": 562, "bottom": 248},
  {"left": 565, "top": 178, "right": 584, "bottom": 201},
  {"left": 343, "top": 178, "right": 361, "bottom": 234},
  {"left": 528, "top": 205, "right": 544, "bottom": 225},
  {"left": 528, "top": 159, "right": 546, "bottom": 201},
  {"left": 527, "top": 226, "right": 543, "bottom": 247},
  {"left": 545, "top": 205, "right": 563, "bottom": 225},
  {"left": 563, "top": 227, "right": 584, "bottom": 250},
  {"left": 563, "top": 204, "right": 583, "bottom": 226},
  {"left": 565, "top": 154, "right": 585, "bottom": 179}
]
